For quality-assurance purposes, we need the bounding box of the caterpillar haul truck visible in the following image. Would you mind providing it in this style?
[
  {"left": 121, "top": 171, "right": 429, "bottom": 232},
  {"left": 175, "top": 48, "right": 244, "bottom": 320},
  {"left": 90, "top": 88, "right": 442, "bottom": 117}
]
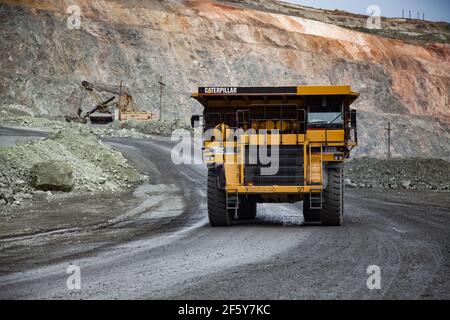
[{"left": 191, "top": 86, "right": 358, "bottom": 226}]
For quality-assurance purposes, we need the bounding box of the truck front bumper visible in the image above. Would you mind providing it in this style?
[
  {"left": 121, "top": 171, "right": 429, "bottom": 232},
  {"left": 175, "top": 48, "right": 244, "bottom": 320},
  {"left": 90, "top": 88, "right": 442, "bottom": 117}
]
[{"left": 227, "top": 185, "right": 322, "bottom": 194}]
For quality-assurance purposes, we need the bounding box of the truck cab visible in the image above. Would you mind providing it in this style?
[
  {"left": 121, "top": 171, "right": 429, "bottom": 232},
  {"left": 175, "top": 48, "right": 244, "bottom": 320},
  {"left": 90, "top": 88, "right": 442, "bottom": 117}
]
[{"left": 191, "top": 86, "right": 358, "bottom": 226}]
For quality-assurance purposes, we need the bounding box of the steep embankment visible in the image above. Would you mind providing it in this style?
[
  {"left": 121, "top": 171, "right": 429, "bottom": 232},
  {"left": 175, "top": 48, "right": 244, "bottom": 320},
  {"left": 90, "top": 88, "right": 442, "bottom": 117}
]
[
  {"left": 0, "top": 0, "right": 449, "bottom": 158},
  {"left": 227, "top": 0, "right": 450, "bottom": 44}
]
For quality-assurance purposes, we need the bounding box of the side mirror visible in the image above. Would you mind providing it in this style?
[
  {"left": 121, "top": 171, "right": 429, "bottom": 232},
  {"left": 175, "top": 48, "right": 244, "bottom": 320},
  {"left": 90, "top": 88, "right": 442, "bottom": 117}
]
[
  {"left": 350, "top": 109, "right": 357, "bottom": 128},
  {"left": 191, "top": 115, "right": 201, "bottom": 128}
]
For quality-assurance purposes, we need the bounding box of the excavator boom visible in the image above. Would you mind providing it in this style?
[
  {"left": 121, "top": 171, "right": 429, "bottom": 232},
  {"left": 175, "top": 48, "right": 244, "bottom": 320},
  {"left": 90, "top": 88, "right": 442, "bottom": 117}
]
[{"left": 66, "top": 81, "right": 153, "bottom": 124}]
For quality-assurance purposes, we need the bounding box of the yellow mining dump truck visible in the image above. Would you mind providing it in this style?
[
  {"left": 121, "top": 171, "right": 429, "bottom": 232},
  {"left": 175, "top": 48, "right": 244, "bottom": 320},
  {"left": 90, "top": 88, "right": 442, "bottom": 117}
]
[{"left": 191, "top": 86, "right": 358, "bottom": 226}]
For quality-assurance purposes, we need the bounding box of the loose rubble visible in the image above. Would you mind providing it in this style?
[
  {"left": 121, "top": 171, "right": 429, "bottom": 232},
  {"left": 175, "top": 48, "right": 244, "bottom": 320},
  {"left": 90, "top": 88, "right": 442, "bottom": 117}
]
[
  {"left": 0, "top": 127, "right": 147, "bottom": 209},
  {"left": 107, "top": 119, "right": 191, "bottom": 136},
  {"left": 344, "top": 157, "right": 450, "bottom": 191},
  {"left": 0, "top": 104, "right": 190, "bottom": 138},
  {"left": 0, "top": 105, "right": 152, "bottom": 139}
]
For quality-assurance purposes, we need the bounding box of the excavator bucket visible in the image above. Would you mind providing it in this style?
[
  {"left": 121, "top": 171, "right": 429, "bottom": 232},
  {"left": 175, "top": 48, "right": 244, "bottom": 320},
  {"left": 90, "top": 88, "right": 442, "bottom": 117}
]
[{"left": 89, "top": 112, "right": 114, "bottom": 124}]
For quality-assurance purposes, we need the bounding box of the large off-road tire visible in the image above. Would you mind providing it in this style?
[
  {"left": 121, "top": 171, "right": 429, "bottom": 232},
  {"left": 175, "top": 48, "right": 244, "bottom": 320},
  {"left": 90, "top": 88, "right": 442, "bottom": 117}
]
[
  {"left": 237, "top": 198, "right": 257, "bottom": 220},
  {"left": 302, "top": 195, "right": 320, "bottom": 223},
  {"left": 207, "top": 168, "right": 233, "bottom": 226},
  {"left": 320, "top": 167, "right": 344, "bottom": 226}
]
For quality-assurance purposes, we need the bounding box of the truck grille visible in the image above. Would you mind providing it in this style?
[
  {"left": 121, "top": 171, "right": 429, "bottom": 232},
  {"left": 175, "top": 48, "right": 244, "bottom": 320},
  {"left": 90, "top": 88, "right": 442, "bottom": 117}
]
[{"left": 244, "top": 145, "right": 304, "bottom": 186}]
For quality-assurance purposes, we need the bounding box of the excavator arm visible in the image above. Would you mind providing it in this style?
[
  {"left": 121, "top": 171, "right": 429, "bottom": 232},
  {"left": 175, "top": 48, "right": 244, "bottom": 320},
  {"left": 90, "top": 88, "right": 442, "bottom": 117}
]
[{"left": 66, "top": 80, "right": 153, "bottom": 124}]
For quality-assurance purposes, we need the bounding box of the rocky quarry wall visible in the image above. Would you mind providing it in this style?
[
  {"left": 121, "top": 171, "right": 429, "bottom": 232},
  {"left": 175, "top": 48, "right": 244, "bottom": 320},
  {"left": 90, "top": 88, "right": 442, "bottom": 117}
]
[{"left": 0, "top": 0, "right": 449, "bottom": 158}]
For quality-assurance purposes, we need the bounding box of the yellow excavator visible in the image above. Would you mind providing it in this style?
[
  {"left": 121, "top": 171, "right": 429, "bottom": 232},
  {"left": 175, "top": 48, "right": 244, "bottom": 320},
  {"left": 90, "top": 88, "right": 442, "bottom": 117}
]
[{"left": 66, "top": 81, "right": 153, "bottom": 124}]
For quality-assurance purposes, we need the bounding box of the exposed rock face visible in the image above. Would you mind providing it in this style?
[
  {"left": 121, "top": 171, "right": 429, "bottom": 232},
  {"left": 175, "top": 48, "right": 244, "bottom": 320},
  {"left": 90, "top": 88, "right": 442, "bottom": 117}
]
[
  {"left": 31, "top": 161, "right": 74, "bottom": 192},
  {"left": 0, "top": 0, "right": 449, "bottom": 158},
  {"left": 227, "top": 0, "right": 450, "bottom": 44}
]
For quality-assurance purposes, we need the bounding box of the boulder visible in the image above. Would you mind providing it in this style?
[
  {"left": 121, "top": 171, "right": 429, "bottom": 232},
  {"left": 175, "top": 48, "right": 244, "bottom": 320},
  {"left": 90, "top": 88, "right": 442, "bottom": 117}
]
[
  {"left": 31, "top": 161, "right": 74, "bottom": 192},
  {"left": 401, "top": 179, "right": 412, "bottom": 189},
  {"left": 0, "top": 188, "right": 14, "bottom": 204},
  {"left": 344, "top": 178, "right": 357, "bottom": 188}
]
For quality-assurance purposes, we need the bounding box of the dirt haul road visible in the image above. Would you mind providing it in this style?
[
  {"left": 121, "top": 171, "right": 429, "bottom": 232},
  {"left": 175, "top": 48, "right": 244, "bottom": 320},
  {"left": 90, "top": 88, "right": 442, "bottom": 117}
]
[{"left": 0, "top": 127, "right": 449, "bottom": 299}]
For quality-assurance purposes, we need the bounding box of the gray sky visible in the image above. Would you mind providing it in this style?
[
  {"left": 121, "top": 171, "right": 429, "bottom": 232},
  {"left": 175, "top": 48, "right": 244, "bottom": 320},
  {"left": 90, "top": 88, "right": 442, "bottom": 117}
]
[{"left": 282, "top": 0, "right": 450, "bottom": 22}]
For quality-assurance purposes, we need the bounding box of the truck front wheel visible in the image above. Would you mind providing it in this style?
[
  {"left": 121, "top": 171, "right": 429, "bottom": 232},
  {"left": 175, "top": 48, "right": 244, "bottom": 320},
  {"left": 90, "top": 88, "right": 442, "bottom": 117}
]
[
  {"left": 207, "top": 168, "right": 233, "bottom": 226},
  {"left": 320, "top": 167, "right": 344, "bottom": 226}
]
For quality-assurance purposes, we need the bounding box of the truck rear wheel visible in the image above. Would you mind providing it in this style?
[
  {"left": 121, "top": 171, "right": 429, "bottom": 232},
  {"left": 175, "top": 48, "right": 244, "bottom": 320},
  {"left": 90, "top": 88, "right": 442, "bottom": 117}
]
[
  {"left": 237, "top": 198, "right": 257, "bottom": 220},
  {"left": 320, "top": 167, "right": 344, "bottom": 226},
  {"left": 302, "top": 195, "right": 320, "bottom": 223},
  {"left": 207, "top": 168, "right": 233, "bottom": 226}
]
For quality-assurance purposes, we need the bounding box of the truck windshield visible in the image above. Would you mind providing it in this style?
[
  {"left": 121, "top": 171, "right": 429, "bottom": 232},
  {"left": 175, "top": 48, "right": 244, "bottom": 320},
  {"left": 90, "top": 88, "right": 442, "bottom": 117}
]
[{"left": 308, "top": 112, "right": 343, "bottom": 126}]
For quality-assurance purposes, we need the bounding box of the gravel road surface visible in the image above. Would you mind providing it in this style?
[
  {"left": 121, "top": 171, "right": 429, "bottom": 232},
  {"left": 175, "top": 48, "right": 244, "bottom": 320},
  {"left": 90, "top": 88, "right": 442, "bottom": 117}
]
[{"left": 0, "top": 127, "right": 449, "bottom": 299}]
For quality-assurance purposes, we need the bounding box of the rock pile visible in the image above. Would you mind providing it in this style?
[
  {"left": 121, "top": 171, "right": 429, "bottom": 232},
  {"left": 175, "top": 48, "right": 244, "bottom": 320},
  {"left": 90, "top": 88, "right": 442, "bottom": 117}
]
[
  {"left": 107, "top": 119, "right": 191, "bottom": 136},
  {"left": 0, "top": 106, "right": 153, "bottom": 140},
  {"left": 0, "top": 127, "right": 146, "bottom": 208},
  {"left": 344, "top": 157, "right": 450, "bottom": 190}
]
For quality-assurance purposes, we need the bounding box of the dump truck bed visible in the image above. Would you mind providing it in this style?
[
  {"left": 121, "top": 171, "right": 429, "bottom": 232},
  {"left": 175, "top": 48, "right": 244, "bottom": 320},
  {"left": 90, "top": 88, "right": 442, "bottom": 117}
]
[{"left": 192, "top": 85, "right": 359, "bottom": 107}]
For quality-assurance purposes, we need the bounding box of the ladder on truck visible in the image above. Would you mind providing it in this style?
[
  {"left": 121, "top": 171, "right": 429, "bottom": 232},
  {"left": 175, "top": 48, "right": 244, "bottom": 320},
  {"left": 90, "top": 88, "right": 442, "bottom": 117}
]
[
  {"left": 226, "top": 134, "right": 244, "bottom": 213},
  {"left": 226, "top": 190, "right": 239, "bottom": 212},
  {"left": 308, "top": 144, "right": 323, "bottom": 209}
]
